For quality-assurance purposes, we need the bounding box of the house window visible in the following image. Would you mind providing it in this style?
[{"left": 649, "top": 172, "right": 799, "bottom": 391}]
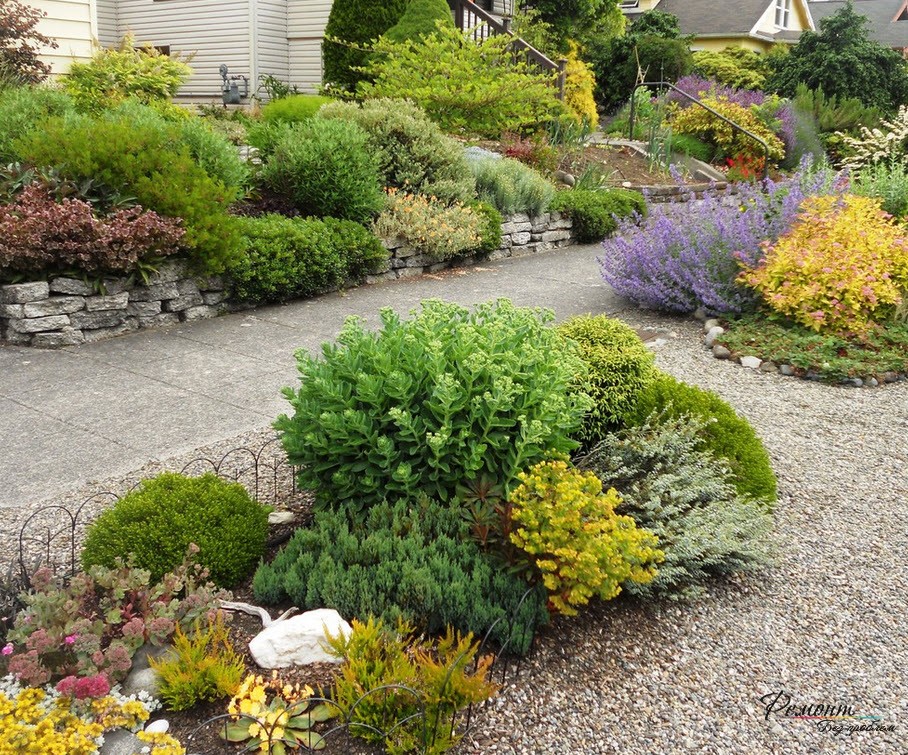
[{"left": 774, "top": 0, "right": 791, "bottom": 28}]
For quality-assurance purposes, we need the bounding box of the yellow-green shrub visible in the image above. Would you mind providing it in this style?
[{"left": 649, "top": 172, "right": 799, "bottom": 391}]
[
  {"left": 739, "top": 194, "right": 908, "bottom": 335},
  {"left": 670, "top": 96, "right": 785, "bottom": 162},
  {"left": 508, "top": 460, "right": 662, "bottom": 616},
  {"left": 372, "top": 188, "right": 484, "bottom": 260},
  {"left": 564, "top": 43, "right": 598, "bottom": 128}
]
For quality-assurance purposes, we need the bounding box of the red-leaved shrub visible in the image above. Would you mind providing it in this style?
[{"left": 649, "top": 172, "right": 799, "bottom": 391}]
[{"left": 0, "top": 185, "right": 184, "bottom": 277}]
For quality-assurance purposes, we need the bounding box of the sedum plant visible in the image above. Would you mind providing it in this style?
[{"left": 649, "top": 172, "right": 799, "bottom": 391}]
[
  {"left": 508, "top": 459, "right": 662, "bottom": 616},
  {"left": 739, "top": 194, "right": 908, "bottom": 335},
  {"left": 578, "top": 416, "right": 775, "bottom": 600},
  {"left": 276, "top": 298, "right": 592, "bottom": 510}
]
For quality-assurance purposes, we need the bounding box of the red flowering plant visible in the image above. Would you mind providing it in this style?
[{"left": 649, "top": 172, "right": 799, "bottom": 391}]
[
  {"left": 725, "top": 154, "right": 766, "bottom": 182},
  {"left": 4, "top": 551, "right": 228, "bottom": 696}
]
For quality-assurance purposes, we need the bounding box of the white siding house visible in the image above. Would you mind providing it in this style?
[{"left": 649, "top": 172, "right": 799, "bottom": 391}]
[
  {"left": 287, "top": 0, "right": 331, "bottom": 93},
  {"left": 30, "top": 0, "right": 98, "bottom": 74}
]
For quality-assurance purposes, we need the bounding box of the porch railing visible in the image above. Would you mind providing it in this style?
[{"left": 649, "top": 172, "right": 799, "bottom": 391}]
[{"left": 450, "top": 0, "right": 567, "bottom": 100}]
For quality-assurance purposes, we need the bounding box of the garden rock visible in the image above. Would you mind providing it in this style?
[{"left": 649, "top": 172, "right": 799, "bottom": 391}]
[
  {"left": 99, "top": 729, "right": 143, "bottom": 755},
  {"left": 711, "top": 345, "right": 731, "bottom": 360},
  {"left": 268, "top": 511, "right": 296, "bottom": 525},
  {"left": 248, "top": 609, "right": 351, "bottom": 668},
  {"left": 703, "top": 319, "right": 720, "bottom": 332},
  {"left": 144, "top": 719, "right": 170, "bottom": 734},
  {"left": 779, "top": 365, "right": 795, "bottom": 376},
  {"left": 739, "top": 356, "right": 762, "bottom": 370},
  {"left": 704, "top": 326, "right": 725, "bottom": 347},
  {"left": 120, "top": 666, "right": 160, "bottom": 698},
  {"left": 760, "top": 361, "right": 778, "bottom": 374}
]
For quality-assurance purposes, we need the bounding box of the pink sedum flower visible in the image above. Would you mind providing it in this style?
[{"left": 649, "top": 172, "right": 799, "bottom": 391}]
[{"left": 1, "top": 642, "right": 12, "bottom": 656}]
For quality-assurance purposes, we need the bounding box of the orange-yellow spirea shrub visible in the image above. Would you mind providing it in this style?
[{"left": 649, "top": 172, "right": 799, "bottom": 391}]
[
  {"left": 508, "top": 460, "right": 662, "bottom": 616},
  {"left": 739, "top": 194, "right": 908, "bottom": 335}
]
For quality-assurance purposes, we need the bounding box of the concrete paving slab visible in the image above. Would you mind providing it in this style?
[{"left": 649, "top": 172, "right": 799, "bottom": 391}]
[{"left": 0, "top": 349, "right": 117, "bottom": 397}]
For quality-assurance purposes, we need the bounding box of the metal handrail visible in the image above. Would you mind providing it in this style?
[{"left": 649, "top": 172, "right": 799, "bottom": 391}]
[
  {"left": 628, "top": 81, "right": 770, "bottom": 180},
  {"left": 451, "top": 0, "right": 567, "bottom": 100}
]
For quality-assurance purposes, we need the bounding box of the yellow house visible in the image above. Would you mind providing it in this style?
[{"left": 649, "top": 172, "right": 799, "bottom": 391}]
[
  {"left": 29, "top": 0, "right": 99, "bottom": 74},
  {"left": 621, "top": 0, "right": 816, "bottom": 53}
]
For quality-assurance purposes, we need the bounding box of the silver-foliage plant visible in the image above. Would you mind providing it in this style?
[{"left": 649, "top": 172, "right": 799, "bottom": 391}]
[{"left": 577, "top": 414, "right": 775, "bottom": 600}]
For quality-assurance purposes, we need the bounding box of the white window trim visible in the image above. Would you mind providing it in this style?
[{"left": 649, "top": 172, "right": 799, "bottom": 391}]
[{"left": 774, "top": 0, "right": 792, "bottom": 29}]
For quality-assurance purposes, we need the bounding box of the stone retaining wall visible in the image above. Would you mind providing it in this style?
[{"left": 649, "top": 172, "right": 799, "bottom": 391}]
[
  {"left": 1, "top": 212, "right": 575, "bottom": 348},
  {"left": 0, "top": 261, "right": 226, "bottom": 348},
  {"left": 365, "top": 211, "right": 575, "bottom": 285}
]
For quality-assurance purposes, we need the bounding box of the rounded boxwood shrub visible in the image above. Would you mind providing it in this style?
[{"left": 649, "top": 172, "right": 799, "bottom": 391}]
[
  {"left": 277, "top": 298, "right": 593, "bottom": 511},
  {"left": 626, "top": 372, "right": 778, "bottom": 504},
  {"left": 253, "top": 497, "right": 547, "bottom": 655},
  {"left": 549, "top": 188, "right": 646, "bottom": 243},
  {"left": 260, "top": 118, "right": 384, "bottom": 223},
  {"left": 556, "top": 314, "right": 655, "bottom": 448},
  {"left": 229, "top": 214, "right": 386, "bottom": 303},
  {"left": 81, "top": 472, "right": 269, "bottom": 587},
  {"left": 261, "top": 94, "right": 333, "bottom": 124}
]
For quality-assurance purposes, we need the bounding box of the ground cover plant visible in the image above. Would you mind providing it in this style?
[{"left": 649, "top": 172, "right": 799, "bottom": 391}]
[
  {"left": 550, "top": 188, "right": 645, "bottom": 243},
  {"left": 81, "top": 472, "right": 269, "bottom": 587},
  {"left": 277, "top": 299, "right": 592, "bottom": 510}
]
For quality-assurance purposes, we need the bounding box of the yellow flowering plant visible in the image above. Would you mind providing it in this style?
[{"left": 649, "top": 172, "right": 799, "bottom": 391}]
[
  {"left": 508, "top": 459, "right": 663, "bottom": 616},
  {"left": 222, "top": 671, "right": 336, "bottom": 754},
  {"left": 739, "top": 194, "right": 908, "bottom": 335},
  {"left": 0, "top": 674, "right": 184, "bottom": 755}
]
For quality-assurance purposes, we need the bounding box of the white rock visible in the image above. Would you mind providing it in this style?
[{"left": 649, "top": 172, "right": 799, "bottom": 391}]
[
  {"left": 739, "top": 355, "right": 762, "bottom": 369},
  {"left": 268, "top": 511, "right": 296, "bottom": 525},
  {"left": 704, "top": 326, "right": 725, "bottom": 347},
  {"left": 144, "top": 720, "right": 170, "bottom": 734},
  {"left": 248, "top": 609, "right": 351, "bottom": 668},
  {"left": 703, "top": 319, "right": 720, "bottom": 332}
]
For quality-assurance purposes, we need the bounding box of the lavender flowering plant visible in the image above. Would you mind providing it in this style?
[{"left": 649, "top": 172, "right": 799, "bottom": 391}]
[{"left": 598, "top": 159, "right": 845, "bottom": 314}]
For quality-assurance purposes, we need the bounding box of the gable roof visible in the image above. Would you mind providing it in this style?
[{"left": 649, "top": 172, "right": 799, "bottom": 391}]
[
  {"left": 654, "top": 0, "right": 776, "bottom": 36},
  {"left": 808, "top": 0, "right": 908, "bottom": 48}
]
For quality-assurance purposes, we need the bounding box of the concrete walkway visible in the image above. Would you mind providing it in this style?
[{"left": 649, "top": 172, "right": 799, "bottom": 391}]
[{"left": 0, "top": 244, "right": 623, "bottom": 509}]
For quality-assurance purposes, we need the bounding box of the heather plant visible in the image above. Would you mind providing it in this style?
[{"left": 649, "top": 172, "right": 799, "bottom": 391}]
[
  {"left": 0, "top": 676, "right": 182, "bottom": 755},
  {"left": 852, "top": 162, "right": 908, "bottom": 218},
  {"left": 578, "top": 416, "right": 775, "bottom": 600},
  {"left": 260, "top": 118, "right": 385, "bottom": 223},
  {"left": 324, "top": 617, "right": 498, "bottom": 755},
  {"left": 507, "top": 460, "right": 662, "bottom": 616},
  {"left": 549, "top": 188, "right": 646, "bottom": 243},
  {"left": 599, "top": 162, "right": 841, "bottom": 314},
  {"left": 230, "top": 214, "right": 386, "bottom": 304},
  {"left": 15, "top": 112, "right": 243, "bottom": 273},
  {"left": 0, "top": 184, "right": 184, "bottom": 279},
  {"left": 469, "top": 200, "right": 504, "bottom": 253},
  {"left": 670, "top": 96, "right": 785, "bottom": 162},
  {"left": 626, "top": 372, "right": 778, "bottom": 503},
  {"left": 740, "top": 194, "right": 908, "bottom": 335},
  {"left": 318, "top": 98, "right": 476, "bottom": 204},
  {"left": 149, "top": 614, "right": 244, "bottom": 711},
  {"left": 62, "top": 35, "right": 192, "bottom": 113},
  {"left": 372, "top": 189, "right": 485, "bottom": 260},
  {"left": 5, "top": 557, "right": 227, "bottom": 688},
  {"left": 359, "top": 24, "right": 565, "bottom": 138},
  {"left": 276, "top": 299, "right": 592, "bottom": 510},
  {"left": 468, "top": 157, "right": 554, "bottom": 216},
  {"left": 82, "top": 473, "right": 269, "bottom": 588},
  {"left": 252, "top": 497, "right": 548, "bottom": 654},
  {"left": 839, "top": 106, "right": 908, "bottom": 171},
  {"left": 555, "top": 314, "right": 655, "bottom": 447}
]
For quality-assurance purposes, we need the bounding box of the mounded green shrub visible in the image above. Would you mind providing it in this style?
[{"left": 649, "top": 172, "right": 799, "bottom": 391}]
[
  {"left": 318, "top": 98, "right": 476, "bottom": 205},
  {"left": 81, "top": 473, "right": 269, "bottom": 587},
  {"left": 229, "top": 214, "right": 386, "bottom": 303},
  {"left": 253, "top": 497, "right": 547, "bottom": 654},
  {"left": 260, "top": 118, "right": 384, "bottom": 223},
  {"left": 468, "top": 157, "right": 554, "bottom": 216},
  {"left": 578, "top": 416, "right": 775, "bottom": 599},
  {"left": 549, "top": 188, "right": 646, "bottom": 243},
  {"left": 261, "top": 94, "right": 333, "bottom": 124},
  {"left": 276, "top": 299, "right": 593, "bottom": 511},
  {"left": 626, "top": 372, "right": 778, "bottom": 504},
  {"left": 384, "top": 0, "right": 454, "bottom": 44},
  {"left": 556, "top": 314, "right": 655, "bottom": 447},
  {"left": 14, "top": 112, "right": 243, "bottom": 273},
  {"left": 322, "top": 0, "right": 408, "bottom": 93},
  {"left": 469, "top": 200, "right": 503, "bottom": 253},
  {"left": 0, "top": 86, "right": 75, "bottom": 163}
]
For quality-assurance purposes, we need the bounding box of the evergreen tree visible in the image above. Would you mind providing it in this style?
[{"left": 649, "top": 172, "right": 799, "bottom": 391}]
[
  {"left": 322, "top": 0, "right": 408, "bottom": 93},
  {"left": 385, "top": 0, "right": 454, "bottom": 44}
]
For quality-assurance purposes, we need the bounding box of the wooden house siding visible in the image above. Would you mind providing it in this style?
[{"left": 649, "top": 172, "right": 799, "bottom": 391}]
[
  {"left": 256, "top": 0, "right": 290, "bottom": 88},
  {"left": 287, "top": 0, "right": 331, "bottom": 92},
  {"left": 96, "top": 0, "right": 118, "bottom": 46},
  {"left": 31, "top": 0, "right": 97, "bottom": 74}
]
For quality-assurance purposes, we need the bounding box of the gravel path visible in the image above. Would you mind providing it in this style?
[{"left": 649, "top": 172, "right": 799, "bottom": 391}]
[
  {"left": 3, "top": 307, "right": 906, "bottom": 755},
  {"left": 462, "top": 312, "right": 908, "bottom": 755}
]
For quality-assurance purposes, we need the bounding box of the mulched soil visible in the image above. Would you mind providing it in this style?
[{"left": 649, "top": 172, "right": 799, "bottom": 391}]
[{"left": 557, "top": 144, "right": 672, "bottom": 186}]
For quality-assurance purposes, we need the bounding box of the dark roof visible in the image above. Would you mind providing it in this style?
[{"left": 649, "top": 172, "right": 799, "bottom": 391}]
[
  {"left": 808, "top": 0, "right": 908, "bottom": 48},
  {"left": 653, "top": 0, "right": 777, "bottom": 36}
]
